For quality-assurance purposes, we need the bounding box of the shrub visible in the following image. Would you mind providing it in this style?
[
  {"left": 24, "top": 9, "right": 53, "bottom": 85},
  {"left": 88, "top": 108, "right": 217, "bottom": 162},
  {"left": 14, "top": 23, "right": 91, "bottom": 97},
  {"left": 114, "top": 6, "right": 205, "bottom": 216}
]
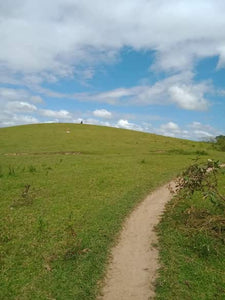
[{"left": 174, "top": 159, "right": 225, "bottom": 207}]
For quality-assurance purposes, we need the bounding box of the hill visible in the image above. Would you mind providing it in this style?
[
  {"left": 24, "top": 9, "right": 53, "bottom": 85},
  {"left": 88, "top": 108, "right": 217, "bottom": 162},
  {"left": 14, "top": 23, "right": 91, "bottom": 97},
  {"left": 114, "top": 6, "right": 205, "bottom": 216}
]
[{"left": 0, "top": 123, "right": 222, "bottom": 299}]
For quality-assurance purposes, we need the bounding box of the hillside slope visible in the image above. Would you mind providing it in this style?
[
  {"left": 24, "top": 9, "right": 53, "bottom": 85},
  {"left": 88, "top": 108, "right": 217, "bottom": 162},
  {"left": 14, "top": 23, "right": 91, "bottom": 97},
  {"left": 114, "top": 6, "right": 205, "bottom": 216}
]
[{"left": 0, "top": 124, "right": 222, "bottom": 300}]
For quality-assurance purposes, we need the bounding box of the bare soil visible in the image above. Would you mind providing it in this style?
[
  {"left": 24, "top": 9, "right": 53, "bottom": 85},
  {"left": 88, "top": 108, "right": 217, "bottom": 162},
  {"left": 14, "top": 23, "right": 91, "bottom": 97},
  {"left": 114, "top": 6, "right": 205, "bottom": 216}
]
[
  {"left": 98, "top": 182, "right": 174, "bottom": 300},
  {"left": 3, "top": 151, "right": 81, "bottom": 156}
]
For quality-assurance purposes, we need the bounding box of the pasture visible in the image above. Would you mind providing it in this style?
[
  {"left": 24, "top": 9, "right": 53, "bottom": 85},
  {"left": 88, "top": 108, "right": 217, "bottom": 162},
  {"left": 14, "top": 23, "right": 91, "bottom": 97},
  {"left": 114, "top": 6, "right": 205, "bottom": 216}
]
[{"left": 0, "top": 123, "right": 223, "bottom": 299}]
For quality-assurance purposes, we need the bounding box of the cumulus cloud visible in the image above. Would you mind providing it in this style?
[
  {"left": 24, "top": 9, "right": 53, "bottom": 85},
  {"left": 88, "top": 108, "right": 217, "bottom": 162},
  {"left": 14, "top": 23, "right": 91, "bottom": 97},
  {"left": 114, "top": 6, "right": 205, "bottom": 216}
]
[
  {"left": 39, "top": 109, "right": 72, "bottom": 119},
  {"left": 6, "top": 101, "right": 37, "bottom": 113},
  {"left": 152, "top": 121, "right": 222, "bottom": 140},
  {"left": 168, "top": 85, "right": 209, "bottom": 111},
  {"left": 78, "top": 71, "right": 210, "bottom": 111},
  {"left": 0, "top": 86, "right": 74, "bottom": 126},
  {"left": 93, "top": 109, "right": 112, "bottom": 118},
  {"left": 83, "top": 118, "right": 111, "bottom": 127},
  {"left": 0, "top": 112, "right": 38, "bottom": 127},
  {"left": 0, "top": 1, "right": 224, "bottom": 135},
  {"left": 0, "top": 86, "right": 75, "bottom": 127},
  {"left": 116, "top": 119, "right": 143, "bottom": 131},
  {"left": 1, "top": 0, "right": 225, "bottom": 79},
  {"left": 0, "top": 87, "right": 28, "bottom": 101},
  {"left": 0, "top": 87, "right": 44, "bottom": 127},
  {"left": 0, "top": 87, "right": 44, "bottom": 103},
  {"left": 157, "top": 122, "right": 184, "bottom": 137},
  {"left": 188, "top": 121, "right": 221, "bottom": 140},
  {"left": 161, "top": 122, "right": 180, "bottom": 131}
]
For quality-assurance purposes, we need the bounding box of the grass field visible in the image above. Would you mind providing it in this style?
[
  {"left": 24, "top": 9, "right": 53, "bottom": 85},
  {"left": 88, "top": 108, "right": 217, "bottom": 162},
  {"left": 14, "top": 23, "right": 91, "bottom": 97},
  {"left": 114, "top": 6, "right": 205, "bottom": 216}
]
[{"left": 0, "top": 123, "right": 224, "bottom": 299}]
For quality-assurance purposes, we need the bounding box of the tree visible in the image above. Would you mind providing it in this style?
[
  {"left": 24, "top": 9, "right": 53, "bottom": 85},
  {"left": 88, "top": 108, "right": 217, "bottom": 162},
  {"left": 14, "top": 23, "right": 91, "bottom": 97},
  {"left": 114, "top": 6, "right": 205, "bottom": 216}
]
[{"left": 215, "top": 135, "right": 225, "bottom": 151}]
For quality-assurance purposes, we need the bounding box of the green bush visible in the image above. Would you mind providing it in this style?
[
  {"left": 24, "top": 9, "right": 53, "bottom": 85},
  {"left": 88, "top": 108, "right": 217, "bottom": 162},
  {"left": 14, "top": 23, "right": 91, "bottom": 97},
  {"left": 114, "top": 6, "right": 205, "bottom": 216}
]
[{"left": 215, "top": 135, "right": 225, "bottom": 151}]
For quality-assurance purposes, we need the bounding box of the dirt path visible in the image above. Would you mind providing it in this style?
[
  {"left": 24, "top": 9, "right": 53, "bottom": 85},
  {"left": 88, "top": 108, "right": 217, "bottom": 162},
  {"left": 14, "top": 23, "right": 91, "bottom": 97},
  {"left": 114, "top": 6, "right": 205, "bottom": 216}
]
[
  {"left": 3, "top": 151, "right": 81, "bottom": 156},
  {"left": 98, "top": 181, "right": 174, "bottom": 300}
]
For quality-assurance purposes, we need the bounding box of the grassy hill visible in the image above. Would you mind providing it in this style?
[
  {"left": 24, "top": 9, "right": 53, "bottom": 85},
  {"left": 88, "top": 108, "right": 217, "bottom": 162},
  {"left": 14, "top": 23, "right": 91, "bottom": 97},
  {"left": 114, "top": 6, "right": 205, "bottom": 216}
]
[
  {"left": 0, "top": 122, "right": 209, "bottom": 154},
  {"left": 0, "top": 123, "right": 223, "bottom": 299}
]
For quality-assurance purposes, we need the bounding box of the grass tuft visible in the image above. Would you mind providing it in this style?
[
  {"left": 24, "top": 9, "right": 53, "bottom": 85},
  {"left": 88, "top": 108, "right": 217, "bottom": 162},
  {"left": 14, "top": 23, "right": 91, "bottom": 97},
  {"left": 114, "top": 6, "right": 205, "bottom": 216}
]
[
  {"left": 29, "top": 165, "right": 37, "bottom": 173},
  {"left": 8, "top": 165, "right": 16, "bottom": 176}
]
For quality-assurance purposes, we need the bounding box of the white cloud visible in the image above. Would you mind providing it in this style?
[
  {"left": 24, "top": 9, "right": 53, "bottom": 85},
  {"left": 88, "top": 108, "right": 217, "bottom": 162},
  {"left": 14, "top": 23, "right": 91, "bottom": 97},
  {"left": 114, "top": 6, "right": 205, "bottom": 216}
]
[
  {"left": 1, "top": 0, "right": 225, "bottom": 79},
  {"left": 77, "top": 71, "right": 210, "bottom": 111},
  {"left": 157, "top": 122, "right": 183, "bottom": 137},
  {"left": 30, "top": 95, "right": 43, "bottom": 103},
  {"left": 0, "top": 112, "right": 38, "bottom": 127},
  {"left": 39, "top": 109, "right": 72, "bottom": 119},
  {"left": 93, "top": 109, "right": 112, "bottom": 118},
  {"left": 0, "top": 86, "right": 76, "bottom": 127},
  {"left": 84, "top": 118, "right": 111, "bottom": 127},
  {"left": 188, "top": 121, "right": 221, "bottom": 140},
  {"left": 0, "top": 87, "right": 28, "bottom": 101},
  {"left": 193, "top": 130, "right": 213, "bottom": 138},
  {"left": 97, "top": 89, "right": 133, "bottom": 100},
  {"left": 161, "top": 122, "right": 180, "bottom": 131},
  {"left": 0, "top": 87, "right": 44, "bottom": 104},
  {"left": 168, "top": 85, "right": 209, "bottom": 111},
  {"left": 0, "top": 87, "right": 44, "bottom": 127},
  {"left": 0, "top": 1, "right": 224, "bottom": 136},
  {"left": 116, "top": 119, "right": 143, "bottom": 131},
  {"left": 152, "top": 120, "right": 222, "bottom": 140},
  {"left": 6, "top": 101, "right": 37, "bottom": 113}
]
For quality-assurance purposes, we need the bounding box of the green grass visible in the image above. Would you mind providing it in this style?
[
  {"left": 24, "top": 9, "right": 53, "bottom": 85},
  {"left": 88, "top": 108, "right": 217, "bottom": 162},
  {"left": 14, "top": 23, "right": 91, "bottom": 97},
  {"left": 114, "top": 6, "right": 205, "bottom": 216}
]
[
  {"left": 156, "top": 167, "right": 225, "bottom": 300},
  {"left": 0, "top": 123, "right": 224, "bottom": 299}
]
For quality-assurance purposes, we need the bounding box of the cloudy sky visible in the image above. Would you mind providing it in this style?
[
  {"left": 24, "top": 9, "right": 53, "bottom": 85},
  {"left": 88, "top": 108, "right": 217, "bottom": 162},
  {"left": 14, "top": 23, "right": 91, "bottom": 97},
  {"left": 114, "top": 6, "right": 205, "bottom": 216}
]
[{"left": 0, "top": 0, "right": 225, "bottom": 140}]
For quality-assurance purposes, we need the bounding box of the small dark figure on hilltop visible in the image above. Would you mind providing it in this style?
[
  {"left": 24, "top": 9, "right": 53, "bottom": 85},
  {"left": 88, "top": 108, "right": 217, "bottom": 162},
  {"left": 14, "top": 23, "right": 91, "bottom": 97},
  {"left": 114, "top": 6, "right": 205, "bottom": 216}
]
[{"left": 80, "top": 121, "right": 83, "bottom": 124}]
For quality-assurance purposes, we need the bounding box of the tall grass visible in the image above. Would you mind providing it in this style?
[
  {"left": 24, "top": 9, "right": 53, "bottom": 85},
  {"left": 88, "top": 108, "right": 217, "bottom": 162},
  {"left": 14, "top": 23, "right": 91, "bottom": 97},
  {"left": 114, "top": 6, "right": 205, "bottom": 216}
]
[{"left": 156, "top": 161, "right": 225, "bottom": 299}]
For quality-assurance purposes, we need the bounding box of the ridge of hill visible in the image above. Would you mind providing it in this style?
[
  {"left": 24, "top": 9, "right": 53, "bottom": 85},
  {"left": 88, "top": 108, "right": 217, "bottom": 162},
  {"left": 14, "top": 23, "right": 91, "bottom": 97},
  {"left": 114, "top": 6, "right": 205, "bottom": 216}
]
[{"left": 0, "top": 123, "right": 207, "bottom": 154}]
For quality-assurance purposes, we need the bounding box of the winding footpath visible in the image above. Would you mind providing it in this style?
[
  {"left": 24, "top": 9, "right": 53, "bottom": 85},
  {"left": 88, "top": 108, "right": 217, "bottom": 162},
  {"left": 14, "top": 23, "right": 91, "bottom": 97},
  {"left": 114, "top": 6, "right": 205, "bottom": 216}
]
[{"left": 98, "top": 181, "right": 175, "bottom": 300}]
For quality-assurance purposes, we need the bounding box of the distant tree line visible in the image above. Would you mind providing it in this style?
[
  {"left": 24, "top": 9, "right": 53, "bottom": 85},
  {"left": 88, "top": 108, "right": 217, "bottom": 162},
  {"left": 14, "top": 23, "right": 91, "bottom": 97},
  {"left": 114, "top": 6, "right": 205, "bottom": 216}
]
[{"left": 215, "top": 135, "right": 225, "bottom": 151}]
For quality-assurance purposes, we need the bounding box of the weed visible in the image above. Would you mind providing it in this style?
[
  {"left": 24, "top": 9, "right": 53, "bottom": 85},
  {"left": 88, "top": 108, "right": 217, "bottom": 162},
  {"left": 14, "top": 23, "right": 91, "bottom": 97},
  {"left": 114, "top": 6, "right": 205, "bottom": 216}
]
[
  {"left": 37, "top": 216, "right": 48, "bottom": 234},
  {"left": 21, "top": 166, "right": 26, "bottom": 172},
  {"left": 0, "top": 165, "right": 3, "bottom": 177},
  {"left": 11, "top": 184, "right": 34, "bottom": 207},
  {"left": 59, "top": 216, "right": 91, "bottom": 261},
  {"left": 168, "top": 149, "right": 192, "bottom": 155},
  {"left": 168, "top": 149, "right": 208, "bottom": 156},
  {"left": 192, "top": 233, "right": 216, "bottom": 257},
  {"left": 0, "top": 228, "right": 12, "bottom": 243},
  {"left": 63, "top": 224, "right": 81, "bottom": 260},
  {"left": 29, "top": 165, "right": 37, "bottom": 173},
  {"left": 174, "top": 159, "right": 225, "bottom": 206},
  {"left": 8, "top": 165, "right": 16, "bottom": 176},
  {"left": 195, "top": 150, "right": 208, "bottom": 155}
]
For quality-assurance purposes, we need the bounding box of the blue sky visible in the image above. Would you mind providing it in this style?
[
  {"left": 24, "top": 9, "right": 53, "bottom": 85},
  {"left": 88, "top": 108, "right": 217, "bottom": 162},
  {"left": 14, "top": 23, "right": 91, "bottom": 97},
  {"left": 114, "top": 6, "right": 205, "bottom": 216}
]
[{"left": 0, "top": 0, "right": 225, "bottom": 140}]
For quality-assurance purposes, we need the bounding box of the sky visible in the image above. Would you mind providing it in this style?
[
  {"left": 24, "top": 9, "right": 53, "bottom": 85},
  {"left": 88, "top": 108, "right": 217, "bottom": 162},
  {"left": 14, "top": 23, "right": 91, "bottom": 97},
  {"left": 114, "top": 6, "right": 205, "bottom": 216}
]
[{"left": 0, "top": 0, "right": 225, "bottom": 140}]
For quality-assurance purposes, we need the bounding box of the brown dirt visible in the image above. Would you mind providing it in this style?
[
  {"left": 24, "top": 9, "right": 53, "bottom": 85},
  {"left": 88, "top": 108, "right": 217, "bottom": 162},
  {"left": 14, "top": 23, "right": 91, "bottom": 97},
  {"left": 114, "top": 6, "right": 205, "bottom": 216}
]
[
  {"left": 98, "top": 181, "right": 175, "bottom": 300},
  {"left": 3, "top": 151, "right": 81, "bottom": 156}
]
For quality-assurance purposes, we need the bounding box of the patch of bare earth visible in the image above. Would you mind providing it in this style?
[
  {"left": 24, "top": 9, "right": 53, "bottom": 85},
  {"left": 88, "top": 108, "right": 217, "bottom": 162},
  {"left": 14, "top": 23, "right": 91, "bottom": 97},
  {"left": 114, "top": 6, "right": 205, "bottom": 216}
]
[
  {"left": 98, "top": 181, "right": 174, "bottom": 300},
  {"left": 3, "top": 151, "right": 81, "bottom": 156}
]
